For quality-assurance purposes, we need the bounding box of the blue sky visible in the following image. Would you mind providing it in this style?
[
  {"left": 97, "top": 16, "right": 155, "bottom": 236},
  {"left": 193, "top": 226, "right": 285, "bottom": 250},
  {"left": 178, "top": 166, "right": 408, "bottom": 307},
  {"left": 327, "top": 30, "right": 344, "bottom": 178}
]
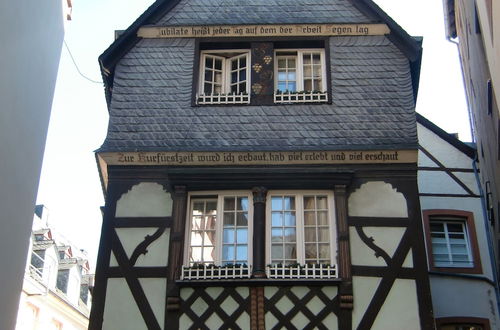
[{"left": 36, "top": 0, "right": 469, "bottom": 266}]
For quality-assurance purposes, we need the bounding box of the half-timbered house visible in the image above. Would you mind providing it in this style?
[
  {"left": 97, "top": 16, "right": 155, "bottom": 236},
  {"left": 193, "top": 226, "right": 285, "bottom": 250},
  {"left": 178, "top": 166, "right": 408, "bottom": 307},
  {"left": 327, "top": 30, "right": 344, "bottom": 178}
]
[{"left": 90, "top": 0, "right": 437, "bottom": 329}]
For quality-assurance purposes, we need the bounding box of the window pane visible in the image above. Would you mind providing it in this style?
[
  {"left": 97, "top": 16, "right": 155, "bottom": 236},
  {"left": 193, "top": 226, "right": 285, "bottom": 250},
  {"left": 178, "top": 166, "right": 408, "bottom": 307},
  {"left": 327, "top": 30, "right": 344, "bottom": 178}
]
[
  {"left": 272, "top": 229, "right": 283, "bottom": 242},
  {"left": 223, "top": 213, "right": 235, "bottom": 226},
  {"left": 214, "top": 58, "right": 223, "bottom": 70},
  {"left": 191, "top": 231, "right": 203, "bottom": 245},
  {"left": 236, "top": 245, "right": 247, "bottom": 260},
  {"left": 318, "top": 228, "right": 329, "bottom": 242},
  {"left": 313, "top": 80, "right": 322, "bottom": 91},
  {"left": 214, "top": 72, "right": 223, "bottom": 85},
  {"left": 205, "top": 57, "right": 213, "bottom": 69},
  {"left": 205, "top": 70, "right": 213, "bottom": 82},
  {"left": 304, "top": 211, "right": 315, "bottom": 225},
  {"left": 313, "top": 65, "right": 322, "bottom": 77},
  {"left": 240, "top": 56, "right": 246, "bottom": 67},
  {"left": 430, "top": 222, "right": 444, "bottom": 232},
  {"left": 284, "top": 212, "right": 296, "bottom": 226},
  {"left": 447, "top": 223, "right": 463, "bottom": 232},
  {"left": 288, "top": 82, "right": 297, "bottom": 92},
  {"left": 223, "top": 229, "right": 234, "bottom": 244},
  {"left": 222, "top": 246, "right": 234, "bottom": 261},
  {"left": 317, "top": 211, "right": 328, "bottom": 225},
  {"left": 284, "top": 228, "right": 296, "bottom": 242},
  {"left": 303, "top": 66, "right": 312, "bottom": 77},
  {"left": 318, "top": 244, "right": 330, "bottom": 259},
  {"left": 304, "top": 79, "right": 312, "bottom": 91},
  {"left": 203, "top": 83, "right": 212, "bottom": 94},
  {"left": 304, "top": 228, "right": 316, "bottom": 242},
  {"left": 304, "top": 196, "right": 315, "bottom": 210},
  {"left": 304, "top": 244, "right": 317, "bottom": 259},
  {"left": 237, "top": 213, "right": 248, "bottom": 226},
  {"left": 231, "top": 71, "right": 238, "bottom": 84},
  {"left": 284, "top": 196, "right": 295, "bottom": 210},
  {"left": 239, "top": 70, "right": 246, "bottom": 82},
  {"left": 284, "top": 244, "right": 297, "bottom": 259},
  {"left": 303, "top": 54, "right": 311, "bottom": 65},
  {"left": 236, "top": 229, "right": 248, "bottom": 243},
  {"left": 190, "top": 247, "right": 202, "bottom": 263},
  {"left": 224, "top": 197, "right": 235, "bottom": 210},
  {"left": 237, "top": 197, "right": 248, "bottom": 211},
  {"left": 271, "top": 197, "right": 282, "bottom": 210},
  {"left": 231, "top": 59, "right": 238, "bottom": 70},
  {"left": 272, "top": 245, "right": 283, "bottom": 260},
  {"left": 205, "top": 216, "right": 216, "bottom": 230},
  {"left": 272, "top": 212, "right": 283, "bottom": 226}
]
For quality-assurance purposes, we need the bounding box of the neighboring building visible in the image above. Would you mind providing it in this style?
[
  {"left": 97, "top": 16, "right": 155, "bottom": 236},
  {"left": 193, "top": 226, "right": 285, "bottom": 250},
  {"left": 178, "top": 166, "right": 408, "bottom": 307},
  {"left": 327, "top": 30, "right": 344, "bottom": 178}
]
[
  {"left": 16, "top": 205, "right": 93, "bottom": 330},
  {"left": 417, "top": 114, "right": 500, "bottom": 329},
  {"left": 442, "top": 0, "right": 500, "bottom": 268},
  {"left": 0, "top": 1, "right": 72, "bottom": 328}
]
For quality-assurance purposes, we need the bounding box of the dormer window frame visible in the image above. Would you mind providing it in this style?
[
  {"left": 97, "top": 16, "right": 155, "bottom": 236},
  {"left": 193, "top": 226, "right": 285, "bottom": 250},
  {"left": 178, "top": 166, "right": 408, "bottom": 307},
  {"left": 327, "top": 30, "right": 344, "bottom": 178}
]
[
  {"left": 274, "top": 48, "right": 328, "bottom": 104},
  {"left": 196, "top": 49, "right": 251, "bottom": 105}
]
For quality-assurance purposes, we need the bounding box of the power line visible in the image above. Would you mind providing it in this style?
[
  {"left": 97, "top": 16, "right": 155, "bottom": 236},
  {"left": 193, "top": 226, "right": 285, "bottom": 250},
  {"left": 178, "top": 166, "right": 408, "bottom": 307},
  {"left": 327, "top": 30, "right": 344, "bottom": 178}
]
[{"left": 63, "top": 40, "right": 101, "bottom": 84}]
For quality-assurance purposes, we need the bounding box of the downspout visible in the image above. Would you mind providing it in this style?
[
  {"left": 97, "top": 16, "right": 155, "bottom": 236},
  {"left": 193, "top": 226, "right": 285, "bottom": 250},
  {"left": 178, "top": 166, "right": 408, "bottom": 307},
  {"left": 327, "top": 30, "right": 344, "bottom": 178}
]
[
  {"left": 472, "top": 154, "right": 500, "bottom": 320},
  {"left": 447, "top": 36, "right": 476, "bottom": 143}
]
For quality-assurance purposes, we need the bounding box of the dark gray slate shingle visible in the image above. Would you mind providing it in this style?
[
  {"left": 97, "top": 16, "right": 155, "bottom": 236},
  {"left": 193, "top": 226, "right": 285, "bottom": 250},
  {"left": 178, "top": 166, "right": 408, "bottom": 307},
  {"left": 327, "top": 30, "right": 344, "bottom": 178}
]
[{"left": 99, "top": 34, "right": 417, "bottom": 153}]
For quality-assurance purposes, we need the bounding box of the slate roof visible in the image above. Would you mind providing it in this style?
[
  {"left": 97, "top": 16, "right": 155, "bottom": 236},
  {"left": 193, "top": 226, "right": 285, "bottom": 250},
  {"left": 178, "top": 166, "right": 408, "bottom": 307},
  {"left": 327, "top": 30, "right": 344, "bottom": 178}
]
[
  {"left": 157, "top": 0, "right": 376, "bottom": 26},
  {"left": 99, "top": 34, "right": 417, "bottom": 152}
]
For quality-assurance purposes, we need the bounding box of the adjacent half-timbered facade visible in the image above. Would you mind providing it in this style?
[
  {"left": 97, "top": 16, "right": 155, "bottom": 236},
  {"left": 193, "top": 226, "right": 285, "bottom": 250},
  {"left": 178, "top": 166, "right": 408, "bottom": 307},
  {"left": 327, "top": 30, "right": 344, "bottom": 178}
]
[
  {"left": 90, "top": 0, "right": 437, "bottom": 329},
  {"left": 417, "top": 114, "right": 500, "bottom": 329}
]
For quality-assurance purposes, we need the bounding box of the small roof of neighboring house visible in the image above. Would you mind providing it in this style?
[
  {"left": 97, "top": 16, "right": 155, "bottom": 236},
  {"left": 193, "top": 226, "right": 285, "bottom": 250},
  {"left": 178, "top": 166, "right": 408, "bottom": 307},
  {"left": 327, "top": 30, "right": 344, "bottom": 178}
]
[{"left": 96, "top": 0, "right": 423, "bottom": 156}]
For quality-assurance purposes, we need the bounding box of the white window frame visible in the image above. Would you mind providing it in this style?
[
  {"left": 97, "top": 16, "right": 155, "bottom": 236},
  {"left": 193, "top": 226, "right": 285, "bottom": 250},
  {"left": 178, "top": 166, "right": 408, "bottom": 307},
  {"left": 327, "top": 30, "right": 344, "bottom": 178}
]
[
  {"left": 429, "top": 218, "right": 474, "bottom": 268},
  {"left": 197, "top": 50, "right": 251, "bottom": 105},
  {"left": 274, "top": 49, "right": 327, "bottom": 90},
  {"left": 184, "top": 191, "right": 254, "bottom": 266},
  {"left": 265, "top": 190, "right": 337, "bottom": 265}
]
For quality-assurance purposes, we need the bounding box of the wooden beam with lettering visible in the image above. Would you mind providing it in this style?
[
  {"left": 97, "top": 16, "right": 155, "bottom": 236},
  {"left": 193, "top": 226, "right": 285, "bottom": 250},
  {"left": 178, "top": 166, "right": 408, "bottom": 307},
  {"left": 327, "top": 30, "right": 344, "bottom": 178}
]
[
  {"left": 138, "top": 24, "right": 390, "bottom": 39},
  {"left": 98, "top": 150, "right": 417, "bottom": 167}
]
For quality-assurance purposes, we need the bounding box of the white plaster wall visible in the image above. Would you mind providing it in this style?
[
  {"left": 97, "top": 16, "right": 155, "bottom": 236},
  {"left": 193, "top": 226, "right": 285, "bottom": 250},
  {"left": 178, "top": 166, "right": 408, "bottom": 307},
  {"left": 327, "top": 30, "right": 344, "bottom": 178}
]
[
  {"left": 66, "top": 267, "right": 81, "bottom": 306},
  {"left": 371, "top": 279, "right": 420, "bottom": 330},
  {"left": 418, "top": 171, "right": 471, "bottom": 194},
  {"left": 102, "top": 279, "right": 147, "bottom": 330},
  {"left": 352, "top": 276, "right": 381, "bottom": 329},
  {"left": 430, "top": 277, "right": 498, "bottom": 328},
  {"left": 115, "top": 182, "right": 172, "bottom": 217},
  {"left": 417, "top": 123, "right": 474, "bottom": 168},
  {"left": 0, "top": 1, "right": 64, "bottom": 328},
  {"left": 348, "top": 181, "right": 408, "bottom": 218}
]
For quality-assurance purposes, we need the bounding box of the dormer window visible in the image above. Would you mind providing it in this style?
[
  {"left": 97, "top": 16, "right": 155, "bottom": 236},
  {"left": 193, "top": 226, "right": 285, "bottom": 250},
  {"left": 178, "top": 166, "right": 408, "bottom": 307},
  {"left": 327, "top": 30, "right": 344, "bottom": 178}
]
[
  {"left": 197, "top": 50, "right": 250, "bottom": 105},
  {"left": 274, "top": 49, "right": 328, "bottom": 103}
]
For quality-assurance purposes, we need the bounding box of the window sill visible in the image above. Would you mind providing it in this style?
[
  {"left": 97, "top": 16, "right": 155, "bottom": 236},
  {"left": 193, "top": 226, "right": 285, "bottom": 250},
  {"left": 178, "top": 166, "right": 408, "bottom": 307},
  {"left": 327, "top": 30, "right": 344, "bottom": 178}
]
[
  {"left": 274, "top": 91, "right": 328, "bottom": 104},
  {"left": 181, "top": 264, "right": 252, "bottom": 280},
  {"left": 177, "top": 278, "right": 342, "bottom": 287},
  {"left": 197, "top": 93, "right": 250, "bottom": 105},
  {"left": 180, "top": 264, "right": 338, "bottom": 281}
]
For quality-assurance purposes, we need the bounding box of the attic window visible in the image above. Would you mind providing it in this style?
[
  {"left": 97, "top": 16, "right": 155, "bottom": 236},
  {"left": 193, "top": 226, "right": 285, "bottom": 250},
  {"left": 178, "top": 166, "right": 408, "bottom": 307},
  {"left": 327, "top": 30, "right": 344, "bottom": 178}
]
[
  {"left": 196, "top": 50, "right": 250, "bottom": 105},
  {"left": 274, "top": 49, "right": 328, "bottom": 104}
]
